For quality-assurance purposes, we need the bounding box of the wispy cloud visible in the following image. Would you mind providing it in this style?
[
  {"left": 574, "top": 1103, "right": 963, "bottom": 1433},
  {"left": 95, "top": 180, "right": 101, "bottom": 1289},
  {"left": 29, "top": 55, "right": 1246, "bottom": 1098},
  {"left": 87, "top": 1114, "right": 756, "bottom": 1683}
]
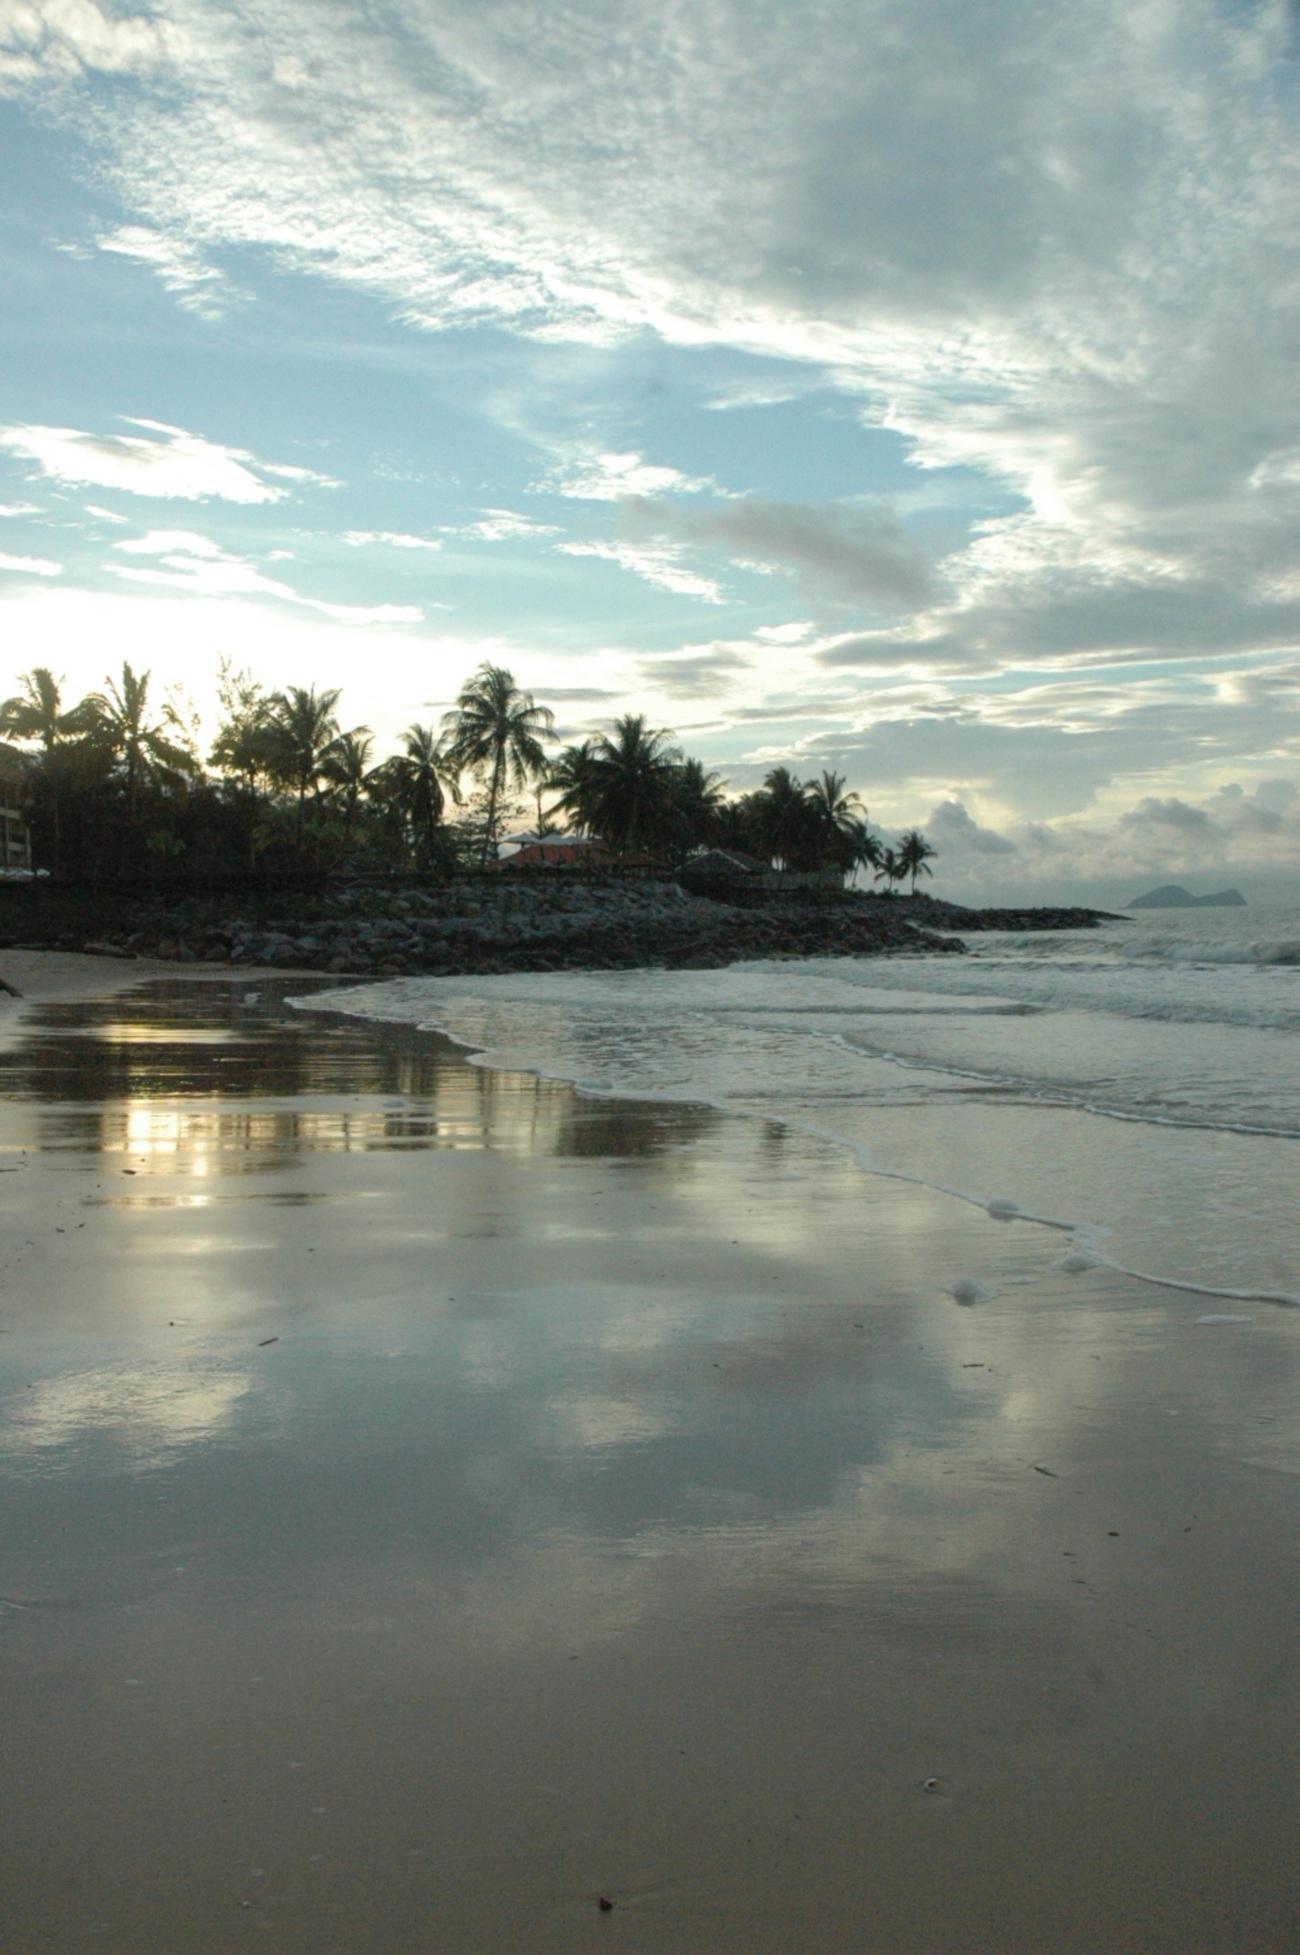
[
  {"left": 0, "top": 419, "right": 337, "bottom": 503},
  {"left": 111, "top": 529, "right": 419, "bottom": 624},
  {"left": 92, "top": 225, "right": 232, "bottom": 317},
  {"left": 0, "top": 550, "right": 62, "bottom": 576},
  {"left": 533, "top": 450, "right": 724, "bottom": 502},
  {"left": 0, "top": 501, "right": 41, "bottom": 519},
  {"left": 343, "top": 530, "right": 443, "bottom": 552},
  {"left": 556, "top": 540, "right": 723, "bottom": 603},
  {"left": 443, "top": 509, "right": 561, "bottom": 541},
  {"left": 0, "top": 0, "right": 188, "bottom": 92}
]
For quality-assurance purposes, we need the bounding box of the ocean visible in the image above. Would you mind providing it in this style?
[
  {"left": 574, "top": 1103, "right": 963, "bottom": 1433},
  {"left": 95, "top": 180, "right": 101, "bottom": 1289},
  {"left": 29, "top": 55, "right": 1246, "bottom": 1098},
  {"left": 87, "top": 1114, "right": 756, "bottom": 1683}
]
[{"left": 298, "top": 903, "right": 1300, "bottom": 1310}]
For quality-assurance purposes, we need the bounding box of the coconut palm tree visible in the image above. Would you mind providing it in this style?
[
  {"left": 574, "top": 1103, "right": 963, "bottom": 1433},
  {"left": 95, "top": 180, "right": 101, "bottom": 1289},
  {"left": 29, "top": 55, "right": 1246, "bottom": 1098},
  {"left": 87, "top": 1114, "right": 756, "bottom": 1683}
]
[
  {"left": 0, "top": 667, "right": 98, "bottom": 874},
  {"left": 320, "top": 730, "right": 375, "bottom": 841},
  {"left": 442, "top": 665, "right": 554, "bottom": 867},
  {"left": 803, "top": 769, "right": 880, "bottom": 877},
  {"left": 752, "top": 766, "right": 813, "bottom": 868},
  {"left": 378, "top": 723, "right": 461, "bottom": 867},
  {"left": 874, "top": 844, "right": 904, "bottom": 894},
  {"left": 543, "top": 739, "right": 601, "bottom": 835},
  {"left": 0, "top": 667, "right": 93, "bottom": 753},
  {"left": 897, "top": 828, "right": 937, "bottom": 895},
  {"left": 583, "top": 715, "right": 681, "bottom": 857},
  {"left": 671, "top": 757, "right": 727, "bottom": 860},
  {"left": 82, "top": 662, "right": 197, "bottom": 817},
  {"left": 266, "top": 686, "right": 347, "bottom": 842}
]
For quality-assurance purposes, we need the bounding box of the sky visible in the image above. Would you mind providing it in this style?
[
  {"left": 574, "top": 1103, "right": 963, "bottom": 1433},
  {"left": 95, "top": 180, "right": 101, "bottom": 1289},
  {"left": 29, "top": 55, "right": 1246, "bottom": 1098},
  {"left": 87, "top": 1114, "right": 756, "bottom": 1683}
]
[{"left": 2, "top": 0, "right": 1299, "bottom": 903}]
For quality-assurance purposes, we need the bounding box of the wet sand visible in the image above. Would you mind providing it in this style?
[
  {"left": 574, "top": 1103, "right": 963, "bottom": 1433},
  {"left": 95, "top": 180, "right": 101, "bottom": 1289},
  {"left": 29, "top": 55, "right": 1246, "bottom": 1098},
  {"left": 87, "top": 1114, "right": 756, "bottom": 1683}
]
[{"left": 1, "top": 960, "right": 1297, "bottom": 1953}]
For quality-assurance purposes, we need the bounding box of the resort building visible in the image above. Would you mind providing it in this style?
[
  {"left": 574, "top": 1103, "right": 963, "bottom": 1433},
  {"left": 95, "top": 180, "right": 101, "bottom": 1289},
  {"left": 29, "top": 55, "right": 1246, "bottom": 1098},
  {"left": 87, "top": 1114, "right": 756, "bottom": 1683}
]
[{"left": 0, "top": 742, "right": 31, "bottom": 874}]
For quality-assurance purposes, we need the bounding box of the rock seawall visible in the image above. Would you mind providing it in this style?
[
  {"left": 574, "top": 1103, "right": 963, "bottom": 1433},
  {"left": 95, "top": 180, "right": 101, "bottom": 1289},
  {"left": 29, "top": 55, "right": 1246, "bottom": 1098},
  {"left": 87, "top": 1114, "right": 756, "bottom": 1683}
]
[{"left": 28, "top": 881, "right": 963, "bottom": 975}]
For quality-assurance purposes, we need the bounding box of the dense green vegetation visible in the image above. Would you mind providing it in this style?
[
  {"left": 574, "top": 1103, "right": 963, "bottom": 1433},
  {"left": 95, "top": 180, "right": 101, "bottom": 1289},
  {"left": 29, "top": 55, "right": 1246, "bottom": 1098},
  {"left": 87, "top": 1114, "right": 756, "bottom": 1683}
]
[{"left": 1, "top": 659, "right": 934, "bottom": 891}]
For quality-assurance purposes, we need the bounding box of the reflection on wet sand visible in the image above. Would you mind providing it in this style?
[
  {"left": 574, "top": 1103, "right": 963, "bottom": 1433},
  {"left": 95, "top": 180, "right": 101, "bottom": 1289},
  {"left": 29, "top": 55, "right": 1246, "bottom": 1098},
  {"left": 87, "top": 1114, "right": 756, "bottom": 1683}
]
[
  {"left": 4, "top": 979, "right": 720, "bottom": 1188},
  {"left": 0, "top": 979, "right": 1297, "bottom": 1953}
]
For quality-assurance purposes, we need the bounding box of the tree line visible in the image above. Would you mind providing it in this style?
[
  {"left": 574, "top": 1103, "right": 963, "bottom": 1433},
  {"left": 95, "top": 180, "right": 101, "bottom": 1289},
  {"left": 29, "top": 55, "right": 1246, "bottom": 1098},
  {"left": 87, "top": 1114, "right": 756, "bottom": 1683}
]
[{"left": 1, "top": 659, "right": 935, "bottom": 892}]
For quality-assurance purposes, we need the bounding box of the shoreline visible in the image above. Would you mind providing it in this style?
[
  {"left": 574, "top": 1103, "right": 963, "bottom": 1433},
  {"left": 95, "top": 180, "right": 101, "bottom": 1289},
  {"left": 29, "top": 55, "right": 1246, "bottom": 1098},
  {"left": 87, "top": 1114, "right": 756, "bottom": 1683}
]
[{"left": 2, "top": 958, "right": 1294, "bottom": 1953}]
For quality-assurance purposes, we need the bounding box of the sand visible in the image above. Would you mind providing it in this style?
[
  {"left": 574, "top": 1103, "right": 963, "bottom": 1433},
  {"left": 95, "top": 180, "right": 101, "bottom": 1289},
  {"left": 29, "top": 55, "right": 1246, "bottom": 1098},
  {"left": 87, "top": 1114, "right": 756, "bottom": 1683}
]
[{"left": 0, "top": 956, "right": 1296, "bottom": 1953}]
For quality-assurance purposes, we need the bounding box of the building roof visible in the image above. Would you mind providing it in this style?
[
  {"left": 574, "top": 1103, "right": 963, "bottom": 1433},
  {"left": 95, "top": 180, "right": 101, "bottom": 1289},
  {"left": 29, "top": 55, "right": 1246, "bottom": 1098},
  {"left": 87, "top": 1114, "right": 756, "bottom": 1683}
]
[{"left": 679, "top": 848, "right": 767, "bottom": 878}]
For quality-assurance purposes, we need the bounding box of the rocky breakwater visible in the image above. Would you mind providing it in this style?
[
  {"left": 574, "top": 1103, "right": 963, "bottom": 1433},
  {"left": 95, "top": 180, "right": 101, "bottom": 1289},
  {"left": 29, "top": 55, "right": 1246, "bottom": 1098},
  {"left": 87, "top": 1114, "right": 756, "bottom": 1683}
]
[
  {"left": 895, "top": 894, "right": 1121, "bottom": 932},
  {"left": 72, "top": 880, "right": 963, "bottom": 976}
]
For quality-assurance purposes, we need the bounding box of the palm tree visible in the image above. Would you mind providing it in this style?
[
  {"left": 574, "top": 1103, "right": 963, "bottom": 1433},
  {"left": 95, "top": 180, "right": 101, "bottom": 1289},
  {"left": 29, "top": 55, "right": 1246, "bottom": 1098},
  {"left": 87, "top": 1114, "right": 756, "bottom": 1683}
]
[
  {"left": 671, "top": 757, "right": 727, "bottom": 861},
  {"left": 897, "top": 828, "right": 937, "bottom": 895},
  {"left": 0, "top": 667, "right": 97, "bottom": 874},
  {"left": 320, "top": 729, "right": 375, "bottom": 840},
  {"left": 543, "top": 739, "right": 601, "bottom": 834},
  {"left": 0, "top": 667, "right": 92, "bottom": 753},
  {"left": 82, "top": 662, "right": 196, "bottom": 817},
  {"left": 442, "top": 665, "right": 554, "bottom": 867},
  {"left": 874, "top": 845, "right": 903, "bottom": 894},
  {"left": 266, "top": 686, "right": 345, "bottom": 842},
  {"left": 209, "top": 662, "right": 278, "bottom": 802},
  {"left": 804, "top": 770, "right": 877, "bottom": 878},
  {"left": 583, "top": 715, "right": 681, "bottom": 857},
  {"left": 753, "top": 766, "right": 813, "bottom": 869},
  {"left": 380, "top": 723, "right": 461, "bottom": 867}
]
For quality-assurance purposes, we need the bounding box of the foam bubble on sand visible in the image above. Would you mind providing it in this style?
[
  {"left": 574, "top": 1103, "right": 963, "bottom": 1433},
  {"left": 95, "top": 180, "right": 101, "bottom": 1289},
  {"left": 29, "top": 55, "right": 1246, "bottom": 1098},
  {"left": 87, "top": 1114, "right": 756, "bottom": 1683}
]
[
  {"left": 986, "top": 1198, "right": 1022, "bottom": 1221},
  {"left": 949, "top": 1276, "right": 998, "bottom": 1306},
  {"left": 1056, "top": 1250, "right": 1102, "bottom": 1273},
  {"left": 1194, "top": 1314, "right": 1253, "bottom": 1326}
]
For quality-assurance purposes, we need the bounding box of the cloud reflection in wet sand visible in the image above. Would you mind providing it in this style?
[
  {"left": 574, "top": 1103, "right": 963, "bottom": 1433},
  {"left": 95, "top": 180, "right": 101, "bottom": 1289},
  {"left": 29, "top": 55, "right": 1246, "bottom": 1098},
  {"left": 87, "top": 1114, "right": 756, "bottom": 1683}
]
[{"left": 0, "top": 979, "right": 1296, "bottom": 1951}]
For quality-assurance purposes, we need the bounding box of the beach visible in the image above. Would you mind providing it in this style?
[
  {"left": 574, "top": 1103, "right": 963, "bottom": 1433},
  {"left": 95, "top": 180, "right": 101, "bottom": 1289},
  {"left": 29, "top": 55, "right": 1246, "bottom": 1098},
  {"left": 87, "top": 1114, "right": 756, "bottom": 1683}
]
[{"left": 1, "top": 941, "right": 1297, "bottom": 1953}]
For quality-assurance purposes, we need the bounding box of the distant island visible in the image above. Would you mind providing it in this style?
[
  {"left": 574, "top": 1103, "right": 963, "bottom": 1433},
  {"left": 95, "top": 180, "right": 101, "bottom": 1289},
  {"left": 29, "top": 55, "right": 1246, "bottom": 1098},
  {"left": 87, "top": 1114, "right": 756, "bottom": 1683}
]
[{"left": 1129, "top": 884, "right": 1246, "bottom": 910}]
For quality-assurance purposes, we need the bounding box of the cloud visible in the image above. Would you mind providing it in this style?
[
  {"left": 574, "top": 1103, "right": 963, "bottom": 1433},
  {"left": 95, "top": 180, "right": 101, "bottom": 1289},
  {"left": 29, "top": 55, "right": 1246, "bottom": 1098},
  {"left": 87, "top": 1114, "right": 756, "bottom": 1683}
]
[
  {"left": 624, "top": 497, "right": 935, "bottom": 610},
  {"left": 530, "top": 685, "right": 619, "bottom": 703},
  {"left": 343, "top": 530, "right": 444, "bottom": 552},
  {"left": 0, "top": 501, "right": 41, "bottom": 518},
  {"left": 639, "top": 645, "right": 752, "bottom": 699},
  {"left": 556, "top": 539, "right": 723, "bottom": 603},
  {"left": 443, "top": 509, "right": 561, "bottom": 542},
  {"left": 535, "top": 449, "right": 723, "bottom": 501},
  {"left": 0, "top": 550, "right": 62, "bottom": 576},
  {"left": 927, "top": 799, "right": 1017, "bottom": 857},
  {"left": 83, "top": 503, "right": 129, "bottom": 524},
  {"left": 92, "top": 225, "right": 231, "bottom": 317},
  {"left": 8, "top": 0, "right": 1294, "bottom": 687},
  {"left": 0, "top": 419, "right": 336, "bottom": 503},
  {"left": 110, "top": 530, "right": 420, "bottom": 624},
  {"left": 918, "top": 781, "right": 1300, "bottom": 900},
  {"left": 0, "top": 0, "right": 188, "bottom": 92}
]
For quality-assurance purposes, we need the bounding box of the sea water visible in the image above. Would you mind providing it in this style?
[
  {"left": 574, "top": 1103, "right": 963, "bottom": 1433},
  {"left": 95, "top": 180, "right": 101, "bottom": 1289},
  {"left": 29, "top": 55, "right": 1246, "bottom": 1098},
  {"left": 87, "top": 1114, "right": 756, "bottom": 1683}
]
[{"left": 296, "top": 904, "right": 1300, "bottom": 1308}]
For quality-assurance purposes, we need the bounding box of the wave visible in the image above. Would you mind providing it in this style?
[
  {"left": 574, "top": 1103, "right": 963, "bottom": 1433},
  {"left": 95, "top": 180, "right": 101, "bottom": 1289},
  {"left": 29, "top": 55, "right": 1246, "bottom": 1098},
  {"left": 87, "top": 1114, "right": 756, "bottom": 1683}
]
[
  {"left": 291, "top": 972, "right": 1300, "bottom": 1313},
  {"left": 1115, "top": 938, "right": 1300, "bottom": 968}
]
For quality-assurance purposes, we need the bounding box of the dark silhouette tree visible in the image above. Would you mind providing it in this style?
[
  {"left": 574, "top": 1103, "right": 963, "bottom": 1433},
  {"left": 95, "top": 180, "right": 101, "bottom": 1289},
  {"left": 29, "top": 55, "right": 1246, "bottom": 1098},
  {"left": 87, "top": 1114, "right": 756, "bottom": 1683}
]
[
  {"left": 874, "top": 844, "right": 904, "bottom": 894},
  {"left": 266, "top": 686, "right": 351, "bottom": 844},
  {"left": 82, "top": 662, "right": 197, "bottom": 818},
  {"left": 320, "top": 729, "right": 375, "bottom": 841},
  {"left": 442, "top": 665, "right": 554, "bottom": 867},
  {"left": 543, "top": 739, "right": 601, "bottom": 836},
  {"left": 670, "top": 757, "right": 727, "bottom": 861},
  {"left": 583, "top": 715, "right": 681, "bottom": 857},
  {"left": 0, "top": 667, "right": 98, "bottom": 875},
  {"left": 376, "top": 723, "right": 461, "bottom": 868},
  {"left": 897, "top": 828, "right": 936, "bottom": 894}
]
